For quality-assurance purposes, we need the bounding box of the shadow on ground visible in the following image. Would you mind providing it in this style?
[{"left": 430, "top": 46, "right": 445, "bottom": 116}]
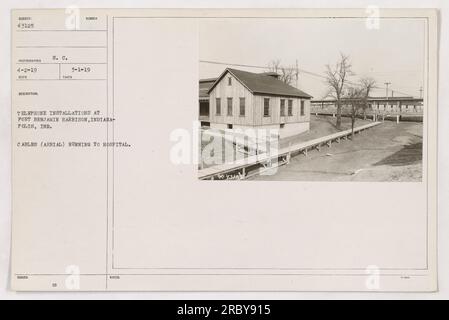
[{"left": 373, "top": 142, "right": 422, "bottom": 167}]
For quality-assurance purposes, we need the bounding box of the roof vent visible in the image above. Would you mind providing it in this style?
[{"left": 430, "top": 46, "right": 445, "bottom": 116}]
[{"left": 261, "top": 72, "right": 280, "bottom": 79}]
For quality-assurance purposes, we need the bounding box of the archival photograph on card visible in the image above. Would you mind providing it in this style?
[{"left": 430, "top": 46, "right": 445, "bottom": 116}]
[{"left": 197, "top": 18, "right": 425, "bottom": 181}]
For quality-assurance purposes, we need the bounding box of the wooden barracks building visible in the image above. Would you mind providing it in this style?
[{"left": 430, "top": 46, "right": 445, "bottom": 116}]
[{"left": 199, "top": 68, "right": 313, "bottom": 138}]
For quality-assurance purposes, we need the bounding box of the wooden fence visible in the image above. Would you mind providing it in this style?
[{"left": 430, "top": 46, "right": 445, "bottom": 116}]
[{"left": 198, "top": 122, "right": 381, "bottom": 180}]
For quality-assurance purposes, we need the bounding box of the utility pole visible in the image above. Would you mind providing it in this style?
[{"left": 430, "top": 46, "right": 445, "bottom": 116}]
[
  {"left": 295, "top": 59, "right": 299, "bottom": 89},
  {"left": 419, "top": 86, "right": 423, "bottom": 99},
  {"left": 384, "top": 82, "right": 391, "bottom": 112}
]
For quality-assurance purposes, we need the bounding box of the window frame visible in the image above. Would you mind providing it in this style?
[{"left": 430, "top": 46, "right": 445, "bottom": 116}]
[
  {"left": 300, "top": 100, "right": 305, "bottom": 116},
  {"left": 288, "top": 99, "right": 293, "bottom": 116},
  {"left": 227, "top": 97, "right": 233, "bottom": 116},
  {"left": 215, "top": 98, "right": 221, "bottom": 116},
  {"left": 263, "top": 98, "right": 270, "bottom": 117},
  {"left": 280, "top": 99, "right": 286, "bottom": 117},
  {"left": 239, "top": 97, "right": 246, "bottom": 117},
  {"left": 228, "top": 77, "right": 232, "bottom": 86}
]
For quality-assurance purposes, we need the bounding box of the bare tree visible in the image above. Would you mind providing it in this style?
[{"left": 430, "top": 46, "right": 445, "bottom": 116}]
[
  {"left": 346, "top": 78, "right": 376, "bottom": 139},
  {"left": 268, "top": 59, "right": 297, "bottom": 85},
  {"left": 360, "top": 77, "right": 376, "bottom": 118},
  {"left": 324, "top": 53, "right": 353, "bottom": 129},
  {"left": 345, "top": 86, "right": 364, "bottom": 139}
]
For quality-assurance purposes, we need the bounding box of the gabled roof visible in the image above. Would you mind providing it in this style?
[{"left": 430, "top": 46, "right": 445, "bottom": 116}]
[{"left": 207, "top": 68, "right": 313, "bottom": 99}]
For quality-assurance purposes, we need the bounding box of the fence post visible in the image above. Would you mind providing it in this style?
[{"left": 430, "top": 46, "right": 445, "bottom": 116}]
[{"left": 233, "top": 136, "right": 236, "bottom": 162}]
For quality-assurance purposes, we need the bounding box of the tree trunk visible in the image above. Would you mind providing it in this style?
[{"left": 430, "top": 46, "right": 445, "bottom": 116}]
[
  {"left": 336, "top": 101, "right": 342, "bottom": 129},
  {"left": 351, "top": 114, "right": 355, "bottom": 140}
]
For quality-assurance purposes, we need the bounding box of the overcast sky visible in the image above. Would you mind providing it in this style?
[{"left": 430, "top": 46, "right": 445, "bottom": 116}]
[{"left": 199, "top": 18, "right": 426, "bottom": 99}]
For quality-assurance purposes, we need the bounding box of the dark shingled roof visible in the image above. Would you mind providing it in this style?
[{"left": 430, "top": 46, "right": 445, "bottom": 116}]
[
  {"left": 199, "top": 78, "right": 216, "bottom": 99},
  {"left": 207, "top": 68, "right": 313, "bottom": 99}
]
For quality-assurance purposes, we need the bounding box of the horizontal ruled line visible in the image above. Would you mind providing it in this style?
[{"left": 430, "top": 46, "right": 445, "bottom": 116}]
[
  {"left": 16, "top": 62, "right": 107, "bottom": 65},
  {"left": 16, "top": 29, "right": 107, "bottom": 32},
  {"left": 13, "top": 273, "right": 429, "bottom": 277},
  {"left": 16, "top": 79, "right": 107, "bottom": 81},
  {"left": 16, "top": 46, "right": 107, "bottom": 48}
]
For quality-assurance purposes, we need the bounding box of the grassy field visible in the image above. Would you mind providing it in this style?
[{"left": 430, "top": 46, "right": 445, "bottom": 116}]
[
  {"left": 199, "top": 116, "right": 372, "bottom": 168},
  {"left": 251, "top": 116, "right": 423, "bottom": 182}
]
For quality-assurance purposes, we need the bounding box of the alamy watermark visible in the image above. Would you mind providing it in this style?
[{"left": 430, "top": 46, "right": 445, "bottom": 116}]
[
  {"left": 366, "top": 6, "right": 380, "bottom": 30},
  {"left": 65, "top": 264, "right": 80, "bottom": 290},
  {"left": 365, "top": 265, "right": 381, "bottom": 290},
  {"left": 170, "top": 122, "right": 282, "bottom": 176}
]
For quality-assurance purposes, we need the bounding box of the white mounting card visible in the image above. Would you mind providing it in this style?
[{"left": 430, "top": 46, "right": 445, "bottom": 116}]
[{"left": 10, "top": 8, "right": 438, "bottom": 291}]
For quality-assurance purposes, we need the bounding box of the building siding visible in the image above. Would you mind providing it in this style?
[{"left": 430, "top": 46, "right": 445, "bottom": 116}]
[
  {"left": 208, "top": 70, "right": 311, "bottom": 127},
  {"left": 253, "top": 95, "right": 310, "bottom": 126},
  {"left": 208, "top": 71, "right": 254, "bottom": 126}
]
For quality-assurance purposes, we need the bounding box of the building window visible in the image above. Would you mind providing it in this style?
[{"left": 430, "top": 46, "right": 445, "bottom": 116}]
[
  {"left": 228, "top": 77, "right": 232, "bottom": 86},
  {"left": 239, "top": 98, "right": 245, "bottom": 116},
  {"left": 227, "top": 97, "right": 233, "bottom": 116},
  {"left": 288, "top": 99, "right": 293, "bottom": 116},
  {"left": 280, "top": 99, "right": 285, "bottom": 116},
  {"left": 300, "top": 100, "right": 305, "bottom": 116},
  {"left": 264, "top": 98, "right": 270, "bottom": 117},
  {"left": 216, "top": 98, "right": 221, "bottom": 115}
]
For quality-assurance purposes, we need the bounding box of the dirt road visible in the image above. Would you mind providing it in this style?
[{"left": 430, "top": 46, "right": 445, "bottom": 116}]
[{"left": 251, "top": 120, "right": 423, "bottom": 182}]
